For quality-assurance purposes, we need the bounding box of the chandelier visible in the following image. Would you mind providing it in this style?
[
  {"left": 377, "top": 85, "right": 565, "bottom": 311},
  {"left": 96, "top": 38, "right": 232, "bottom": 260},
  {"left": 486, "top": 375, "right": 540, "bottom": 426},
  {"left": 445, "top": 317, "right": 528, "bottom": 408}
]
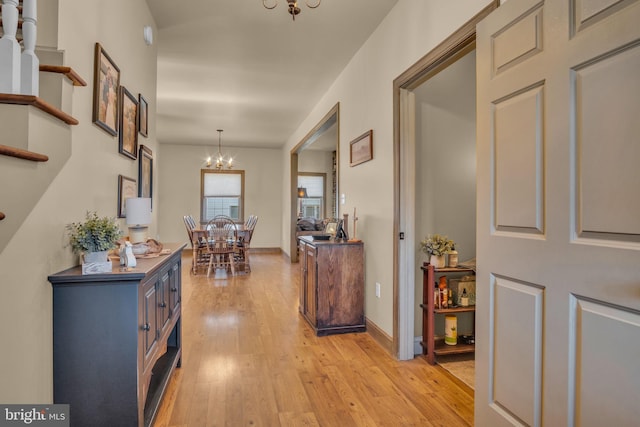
[
  {"left": 263, "top": 0, "right": 321, "bottom": 21},
  {"left": 207, "top": 129, "right": 233, "bottom": 170}
]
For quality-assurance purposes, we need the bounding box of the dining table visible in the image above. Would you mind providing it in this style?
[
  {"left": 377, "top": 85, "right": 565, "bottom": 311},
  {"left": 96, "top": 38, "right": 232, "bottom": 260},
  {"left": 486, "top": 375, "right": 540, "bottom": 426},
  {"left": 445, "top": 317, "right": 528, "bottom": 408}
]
[{"left": 190, "top": 223, "right": 250, "bottom": 274}]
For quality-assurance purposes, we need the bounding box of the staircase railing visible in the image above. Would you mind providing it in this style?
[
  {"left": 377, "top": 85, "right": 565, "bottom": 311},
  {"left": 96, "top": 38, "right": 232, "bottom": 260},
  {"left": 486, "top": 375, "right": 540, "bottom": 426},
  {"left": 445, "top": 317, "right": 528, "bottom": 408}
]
[{"left": 0, "top": 0, "right": 38, "bottom": 95}]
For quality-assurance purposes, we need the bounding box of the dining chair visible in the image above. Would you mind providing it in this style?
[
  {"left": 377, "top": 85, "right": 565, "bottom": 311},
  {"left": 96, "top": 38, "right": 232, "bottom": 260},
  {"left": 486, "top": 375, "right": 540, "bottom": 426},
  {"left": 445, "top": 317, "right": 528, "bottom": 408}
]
[
  {"left": 184, "top": 215, "right": 209, "bottom": 273},
  {"left": 204, "top": 216, "right": 237, "bottom": 277},
  {"left": 236, "top": 215, "right": 258, "bottom": 273}
]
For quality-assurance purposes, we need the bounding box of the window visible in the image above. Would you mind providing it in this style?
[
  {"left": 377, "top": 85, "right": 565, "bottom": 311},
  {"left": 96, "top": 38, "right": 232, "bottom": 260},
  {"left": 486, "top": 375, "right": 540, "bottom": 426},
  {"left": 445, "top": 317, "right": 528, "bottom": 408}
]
[
  {"left": 201, "top": 170, "right": 244, "bottom": 222},
  {"left": 298, "top": 173, "right": 325, "bottom": 219}
]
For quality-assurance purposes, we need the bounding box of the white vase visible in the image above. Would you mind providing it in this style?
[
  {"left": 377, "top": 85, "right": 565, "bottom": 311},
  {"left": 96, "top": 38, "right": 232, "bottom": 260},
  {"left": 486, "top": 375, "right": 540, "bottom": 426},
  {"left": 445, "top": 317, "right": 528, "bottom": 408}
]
[
  {"left": 429, "top": 254, "right": 446, "bottom": 268},
  {"left": 84, "top": 250, "right": 109, "bottom": 263}
]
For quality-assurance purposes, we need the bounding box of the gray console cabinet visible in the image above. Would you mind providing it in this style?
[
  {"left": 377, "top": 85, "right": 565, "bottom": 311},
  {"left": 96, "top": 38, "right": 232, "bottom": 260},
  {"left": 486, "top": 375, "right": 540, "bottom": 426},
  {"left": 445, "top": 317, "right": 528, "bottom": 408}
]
[{"left": 48, "top": 243, "right": 185, "bottom": 427}]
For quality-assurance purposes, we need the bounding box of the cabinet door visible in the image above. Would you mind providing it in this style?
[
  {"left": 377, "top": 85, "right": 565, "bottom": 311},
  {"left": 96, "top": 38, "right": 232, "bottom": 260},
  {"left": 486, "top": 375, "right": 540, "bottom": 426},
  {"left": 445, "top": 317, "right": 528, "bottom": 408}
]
[
  {"left": 304, "top": 246, "right": 317, "bottom": 325},
  {"left": 142, "top": 276, "right": 158, "bottom": 365},
  {"left": 158, "top": 268, "right": 171, "bottom": 332},
  {"left": 168, "top": 260, "right": 181, "bottom": 318}
]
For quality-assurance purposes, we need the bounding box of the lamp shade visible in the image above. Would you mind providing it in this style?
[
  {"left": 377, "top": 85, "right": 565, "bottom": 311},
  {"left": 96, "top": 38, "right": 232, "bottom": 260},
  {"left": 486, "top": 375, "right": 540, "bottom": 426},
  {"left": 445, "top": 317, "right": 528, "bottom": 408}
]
[
  {"left": 297, "top": 187, "right": 308, "bottom": 198},
  {"left": 126, "top": 198, "right": 152, "bottom": 226}
]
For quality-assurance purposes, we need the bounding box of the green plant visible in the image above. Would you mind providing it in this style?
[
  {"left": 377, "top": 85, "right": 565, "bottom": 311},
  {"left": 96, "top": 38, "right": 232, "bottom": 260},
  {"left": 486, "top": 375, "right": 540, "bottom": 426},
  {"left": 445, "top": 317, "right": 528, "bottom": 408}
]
[
  {"left": 420, "top": 234, "right": 454, "bottom": 256},
  {"left": 67, "top": 211, "right": 122, "bottom": 253}
]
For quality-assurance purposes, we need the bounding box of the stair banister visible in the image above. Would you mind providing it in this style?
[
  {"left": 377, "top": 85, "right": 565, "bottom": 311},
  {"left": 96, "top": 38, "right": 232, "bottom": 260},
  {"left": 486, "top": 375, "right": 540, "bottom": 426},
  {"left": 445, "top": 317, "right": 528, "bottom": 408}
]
[
  {"left": 21, "top": 0, "right": 38, "bottom": 96},
  {"left": 0, "top": 0, "right": 21, "bottom": 93}
]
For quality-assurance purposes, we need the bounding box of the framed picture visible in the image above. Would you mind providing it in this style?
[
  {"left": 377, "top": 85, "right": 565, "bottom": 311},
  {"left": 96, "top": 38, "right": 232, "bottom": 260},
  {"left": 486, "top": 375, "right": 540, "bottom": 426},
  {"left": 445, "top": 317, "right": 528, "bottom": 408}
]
[
  {"left": 118, "top": 86, "right": 138, "bottom": 160},
  {"left": 138, "top": 145, "right": 153, "bottom": 209},
  {"left": 325, "top": 221, "right": 338, "bottom": 236},
  {"left": 138, "top": 94, "right": 148, "bottom": 137},
  {"left": 92, "top": 43, "right": 120, "bottom": 136},
  {"left": 118, "top": 175, "right": 137, "bottom": 218},
  {"left": 349, "top": 129, "right": 373, "bottom": 167}
]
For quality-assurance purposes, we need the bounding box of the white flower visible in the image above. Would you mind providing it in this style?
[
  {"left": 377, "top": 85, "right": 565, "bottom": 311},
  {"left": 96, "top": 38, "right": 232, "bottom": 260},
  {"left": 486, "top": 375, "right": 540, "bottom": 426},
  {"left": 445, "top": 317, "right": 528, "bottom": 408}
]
[{"left": 420, "top": 234, "right": 454, "bottom": 256}]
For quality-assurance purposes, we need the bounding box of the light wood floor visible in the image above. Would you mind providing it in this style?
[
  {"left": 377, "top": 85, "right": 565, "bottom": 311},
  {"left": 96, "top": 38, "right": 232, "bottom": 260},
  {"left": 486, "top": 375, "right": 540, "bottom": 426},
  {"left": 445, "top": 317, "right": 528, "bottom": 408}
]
[{"left": 153, "top": 253, "right": 473, "bottom": 427}]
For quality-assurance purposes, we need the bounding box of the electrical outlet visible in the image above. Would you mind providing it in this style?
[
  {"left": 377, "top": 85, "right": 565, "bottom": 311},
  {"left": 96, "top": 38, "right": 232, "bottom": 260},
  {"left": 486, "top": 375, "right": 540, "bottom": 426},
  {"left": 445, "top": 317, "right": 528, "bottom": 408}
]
[{"left": 375, "top": 282, "right": 381, "bottom": 298}]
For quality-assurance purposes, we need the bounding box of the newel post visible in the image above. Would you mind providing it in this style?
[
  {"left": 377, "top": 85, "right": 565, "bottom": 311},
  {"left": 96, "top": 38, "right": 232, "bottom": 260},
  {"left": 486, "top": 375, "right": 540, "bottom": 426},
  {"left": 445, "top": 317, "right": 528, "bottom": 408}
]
[
  {"left": 0, "top": 0, "right": 21, "bottom": 93},
  {"left": 20, "top": 0, "right": 38, "bottom": 95}
]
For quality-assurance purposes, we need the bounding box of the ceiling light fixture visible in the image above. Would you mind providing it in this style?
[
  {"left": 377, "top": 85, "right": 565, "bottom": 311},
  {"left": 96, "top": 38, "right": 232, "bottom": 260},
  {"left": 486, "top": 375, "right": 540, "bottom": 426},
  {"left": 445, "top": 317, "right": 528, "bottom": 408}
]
[
  {"left": 263, "top": 0, "right": 321, "bottom": 21},
  {"left": 206, "top": 129, "right": 233, "bottom": 170}
]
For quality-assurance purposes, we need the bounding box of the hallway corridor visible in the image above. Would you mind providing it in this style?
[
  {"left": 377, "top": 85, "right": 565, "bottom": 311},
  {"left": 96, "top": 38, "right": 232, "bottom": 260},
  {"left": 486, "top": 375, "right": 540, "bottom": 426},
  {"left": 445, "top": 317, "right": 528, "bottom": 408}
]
[{"left": 153, "top": 253, "right": 473, "bottom": 426}]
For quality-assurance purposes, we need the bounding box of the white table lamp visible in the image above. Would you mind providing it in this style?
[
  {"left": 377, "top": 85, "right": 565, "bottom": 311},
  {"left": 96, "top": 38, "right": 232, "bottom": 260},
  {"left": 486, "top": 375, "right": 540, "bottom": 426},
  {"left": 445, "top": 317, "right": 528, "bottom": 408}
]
[{"left": 126, "top": 198, "right": 152, "bottom": 243}]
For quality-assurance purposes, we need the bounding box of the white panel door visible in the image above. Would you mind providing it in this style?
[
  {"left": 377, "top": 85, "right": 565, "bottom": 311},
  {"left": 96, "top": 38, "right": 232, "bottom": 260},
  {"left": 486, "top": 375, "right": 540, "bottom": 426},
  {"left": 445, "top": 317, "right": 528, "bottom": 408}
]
[{"left": 476, "top": 0, "right": 640, "bottom": 425}]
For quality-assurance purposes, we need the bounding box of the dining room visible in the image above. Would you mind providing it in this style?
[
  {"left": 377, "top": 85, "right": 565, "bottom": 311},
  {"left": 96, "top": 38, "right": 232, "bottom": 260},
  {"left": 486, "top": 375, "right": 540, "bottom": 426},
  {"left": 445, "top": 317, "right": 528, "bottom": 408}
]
[{"left": 183, "top": 213, "right": 258, "bottom": 278}]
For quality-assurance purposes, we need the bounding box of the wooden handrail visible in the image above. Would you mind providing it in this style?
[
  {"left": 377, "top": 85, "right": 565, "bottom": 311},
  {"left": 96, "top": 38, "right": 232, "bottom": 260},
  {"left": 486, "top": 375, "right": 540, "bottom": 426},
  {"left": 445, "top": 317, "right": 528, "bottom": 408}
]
[
  {"left": 0, "top": 94, "right": 78, "bottom": 125},
  {"left": 0, "top": 212, "right": 5, "bottom": 221},
  {"left": 40, "top": 65, "right": 87, "bottom": 87},
  {"left": 0, "top": 144, "right": 48, "bottom": 162}
]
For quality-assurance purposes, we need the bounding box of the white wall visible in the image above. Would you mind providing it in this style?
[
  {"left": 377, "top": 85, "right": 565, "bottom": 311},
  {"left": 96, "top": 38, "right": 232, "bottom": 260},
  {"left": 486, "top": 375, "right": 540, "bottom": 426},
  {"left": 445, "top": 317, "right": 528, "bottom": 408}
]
[
  {"left": 158, "top": 144, "right": 283, "bottom": 248},
  {"left": 0, "top": 0, "right": 157, "bottom": 402},
  {"left": 281, "top": 0, "right": 490, "bottom": 337}
]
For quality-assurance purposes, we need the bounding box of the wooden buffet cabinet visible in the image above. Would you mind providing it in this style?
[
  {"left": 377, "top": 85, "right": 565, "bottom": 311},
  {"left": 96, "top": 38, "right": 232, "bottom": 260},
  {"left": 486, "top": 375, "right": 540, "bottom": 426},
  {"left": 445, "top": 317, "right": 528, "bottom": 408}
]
[
  {"left": 421, "top": 263, "right": 475, "bottom": 365},
  {"left": 48, "top": 243, "right": 186, "bottom": 427},
  {"left": 298, "top": 235, "right": 365, "bottom": 336}
]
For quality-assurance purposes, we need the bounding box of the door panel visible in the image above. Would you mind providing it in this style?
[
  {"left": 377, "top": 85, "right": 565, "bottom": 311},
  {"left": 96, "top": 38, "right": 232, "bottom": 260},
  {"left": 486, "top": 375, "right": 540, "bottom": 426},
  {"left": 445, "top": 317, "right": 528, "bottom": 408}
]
[
  {"left": 569, "top": 297, "right": 640, "bottom": 426},
  {"left": 491, "top": 276, "right": 544, "bottom": 427},
  {"left": 477, "top": 0, "right": 640, "bottom": 425},
  {"left": 494, "top": 83, "right": 545, "bottom": 234},
  {"left": 492, "top": 4, "right": 543, "bottom": 76},
  {"left": 574, "top": 42, "right": 640, "bottom": 237},
  {"left": 572, "top": 0, "right": 638, "bottom": 35}
]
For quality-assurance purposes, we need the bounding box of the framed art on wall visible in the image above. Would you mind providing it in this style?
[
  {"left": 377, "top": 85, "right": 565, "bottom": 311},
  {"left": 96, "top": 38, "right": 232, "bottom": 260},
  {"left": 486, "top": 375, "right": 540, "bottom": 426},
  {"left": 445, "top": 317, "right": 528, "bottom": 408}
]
[
  {"left": 138, "top": 94, "right": 148, "bottom": 137},
  {"left": 118, "top": 86, "right": 138, "bottom": 160},
  {"left": 349, "top": 129, "right": 373, "bottom": 167},
  {"left": 92, "top": 43, "right": 120, "bottom": 136},
  {"left": 118, "top": 175, "right": 137, "bottom": 218},
  {"left": 138, "top": 145, "right": 153, "bottom": 209}
]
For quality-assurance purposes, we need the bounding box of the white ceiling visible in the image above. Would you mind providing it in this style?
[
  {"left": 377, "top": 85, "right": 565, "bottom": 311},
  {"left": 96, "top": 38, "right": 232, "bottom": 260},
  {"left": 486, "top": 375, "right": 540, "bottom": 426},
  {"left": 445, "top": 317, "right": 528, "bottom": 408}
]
[{"left": 147, "top": 0, "right": 398, "bottom": 149}]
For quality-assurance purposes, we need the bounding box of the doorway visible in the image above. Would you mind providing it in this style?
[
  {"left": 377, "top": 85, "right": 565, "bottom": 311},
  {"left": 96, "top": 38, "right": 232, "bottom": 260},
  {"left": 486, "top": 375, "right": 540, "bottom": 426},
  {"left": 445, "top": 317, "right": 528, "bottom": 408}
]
[
  {"left": 289, "top": 103, "right": 340, "bottom": 263},
  {"left": 392, "top": 1, "right": 499, "bottom": 361}
]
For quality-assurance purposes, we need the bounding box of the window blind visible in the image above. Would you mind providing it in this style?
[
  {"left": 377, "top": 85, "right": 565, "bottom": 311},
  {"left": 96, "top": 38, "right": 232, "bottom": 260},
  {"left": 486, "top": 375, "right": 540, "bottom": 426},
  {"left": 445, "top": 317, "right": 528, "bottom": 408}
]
[
  {"left": 298, "top": 175, "right": 323, "bottom": 198},
  {"left": 204, "top": 173, "right": 241, "bottom": 196}
]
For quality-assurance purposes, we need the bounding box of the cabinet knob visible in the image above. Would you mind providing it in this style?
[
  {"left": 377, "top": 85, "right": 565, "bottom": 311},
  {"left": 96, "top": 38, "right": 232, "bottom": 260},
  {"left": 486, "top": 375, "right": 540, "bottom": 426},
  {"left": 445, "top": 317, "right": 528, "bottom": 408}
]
[
  {"left": 142, "top": 323, "right": 150, "bottom": 331},
  {"left": 171, "top": 287, "right": 178, "bottom": 292},
  {"left": 159, "top": 301, "right": 167, "bottom": 308}
]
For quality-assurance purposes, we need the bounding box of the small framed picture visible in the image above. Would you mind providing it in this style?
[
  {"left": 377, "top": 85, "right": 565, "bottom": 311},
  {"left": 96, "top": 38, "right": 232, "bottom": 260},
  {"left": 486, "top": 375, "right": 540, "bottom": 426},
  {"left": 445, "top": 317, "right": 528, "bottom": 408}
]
[
  {"left": 118, "top": 86, "right": 138, "bottom": 160},
  {"left": 349, "top": 129, "right": 373, "bottom": 167},
  {"left": 138, "top": 94, "right": 148, "bottom": 137},
  {"left": 138, "top": 145, "right": 153, "bottom": 209},
  {"left": 118, "top": 175, "right": 137, "bottom": 218},
  {"left": 92, "top": 43, "right": 120, "bottom": 136},
  {"left": 325, "top": 221, "right": 339, "bottom": 236}
]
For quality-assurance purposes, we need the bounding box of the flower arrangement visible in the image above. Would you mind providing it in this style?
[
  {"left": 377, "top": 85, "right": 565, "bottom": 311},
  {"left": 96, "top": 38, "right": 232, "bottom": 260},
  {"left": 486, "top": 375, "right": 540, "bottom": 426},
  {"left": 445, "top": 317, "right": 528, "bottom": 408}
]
[
  {"left": 420, "top": 234, "right": 454, "bottom": 256},
  {"left": 67, "top": 211, "right": 123, "bottom": 254}
]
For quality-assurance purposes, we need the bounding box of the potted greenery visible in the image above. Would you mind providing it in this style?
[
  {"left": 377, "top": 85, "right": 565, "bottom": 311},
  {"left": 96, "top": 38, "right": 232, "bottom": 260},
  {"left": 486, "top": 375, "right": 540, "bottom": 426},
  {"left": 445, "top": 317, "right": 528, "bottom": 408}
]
[
  {"left": 420, "top": 233, "right": 454, "bottom": 268},
  {"left": 67, "top": 212, "right": 122, "bottom": 272}
]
